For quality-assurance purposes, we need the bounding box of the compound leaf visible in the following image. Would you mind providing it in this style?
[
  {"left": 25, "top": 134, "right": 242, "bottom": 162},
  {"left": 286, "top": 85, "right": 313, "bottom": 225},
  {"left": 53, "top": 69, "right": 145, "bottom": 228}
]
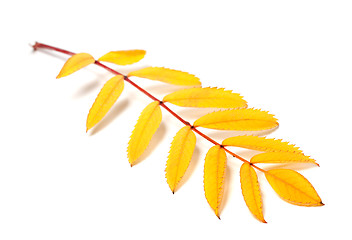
[
  {"left": 165, "top": 126, "right": 196, "bottom": 193},
  {"left": 265, "top": 169, "right": 323, "bottom": 206},
  {"left": 56, "top": 53, "right": 95, "bottom": 78},
  {"left": 98, "top": 50, "right": 146, "bottom": 65},
  {"left": 163, "top": 87, "right": 247, "bottom": 108},
  {"left": 240, "top": 163, "right": 266, "bottom": 223},
  {"left": 128, "top": 67, "right": 201, "bottom": 86},
  {"left": 204, "top": 145, "right": 227, "bottom": 218},
  {"left": 86, "top": 75, "right": 124, "bottom": 132},
  {"left": 194, "top": 108, "right": 278, "bottom": 131},
  {"left": 127, "top": 101, "right": 162, "bottom": 166}
]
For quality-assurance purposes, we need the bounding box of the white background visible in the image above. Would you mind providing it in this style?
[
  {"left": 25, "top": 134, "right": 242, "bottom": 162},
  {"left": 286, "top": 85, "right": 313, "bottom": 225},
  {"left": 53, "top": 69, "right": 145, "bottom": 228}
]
[{"left": 1, "top": 0, "right": 351, "bottom": 239}]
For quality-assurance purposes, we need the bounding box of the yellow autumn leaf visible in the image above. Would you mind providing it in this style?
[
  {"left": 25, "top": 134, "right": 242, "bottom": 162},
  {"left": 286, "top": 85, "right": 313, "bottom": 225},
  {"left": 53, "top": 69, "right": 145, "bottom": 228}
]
[
  {"left": 128, "top": 67, "right": 201, "bottom": 86},
  {"left": 194, "top": 108, "right": 278, "bottom": 131},
  {"left": 165, "top": 126, "right": 196, "bottom": 193},
  {"left": 222, "top": 135, "right": 302, "bottom": 153},
  {"left": 127, "top": 101, "right": 162, "bottom": 166},
  {"left": 265, "top": 169, "right": 323, "bottom": 206},
  {"left": 56, "top": 53, "right": 95, "bottom": 78},
  {"left": 204, "top": 145, "right": 227, "bottom": 218},
  {"left": 240, "top": 163, "right": 266, "bottom": 223},
  {"left": 86, "top": 75, "right": 124, "bottom": 132},
  {"left": 163, "top": 87, "right": 247, "bottom": 108},
  {"left": 98, "top": 50, "right": 146, "bottom": 65},
  {"left": 251, "top": 152, "right": 318, "bottom": 165}
]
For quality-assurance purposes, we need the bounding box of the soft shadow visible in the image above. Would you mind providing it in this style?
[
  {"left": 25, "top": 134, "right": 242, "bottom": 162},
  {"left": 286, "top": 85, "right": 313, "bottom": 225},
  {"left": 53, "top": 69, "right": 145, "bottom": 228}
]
[
  {"left": 72, "top": 77, "right": 103, "bottom": 99},
  {"left": 173, "top": 146, "right": 202, "bottom": 193},
  {"left": 89, "top": 99, "right": 129, "bottom": 135},
  {"left": 131, "top": 123, "right": 167, "bottom": 166}
]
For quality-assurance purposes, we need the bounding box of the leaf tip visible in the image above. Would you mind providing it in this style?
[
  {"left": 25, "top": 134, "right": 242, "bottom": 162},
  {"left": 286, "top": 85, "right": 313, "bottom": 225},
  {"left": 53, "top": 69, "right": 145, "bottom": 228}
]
[{"left": 168, "top": 185, "right": 175, "bottom": 194}]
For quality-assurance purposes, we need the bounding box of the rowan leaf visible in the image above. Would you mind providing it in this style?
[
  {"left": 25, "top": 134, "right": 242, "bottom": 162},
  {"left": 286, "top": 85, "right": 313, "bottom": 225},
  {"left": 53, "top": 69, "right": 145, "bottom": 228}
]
[
  {"left": 251, "top": 152, "right": 318, "bottom": 165},
  {"left": 56, "top": 53, "right": 95, "bottom": 78},
  {"left": 86, "top": 75, "right": 124, "bottom": 132},
  {"left": 36, "top": 42, "right": 324, "bottom": 222},
  {"left": 163, "top": 87, "right": 247, "bottom": 108},
  {"left": 222, "top": 135, "right": 302, "bottom": 153},
  {"left": 194, "top": 108, "right": 278, "bottom": 131},
  {"left": 265, "top": 169, "right": 323, "bottom": 206},
  {"left": 240, "top": 163, "right": 266, "bottom": 223},
  {"left": 128, "top": 67, "right": 201, "bottom": 86},
  {"left": 204, "top": 145, "right": 227, "bottom": 218},
  {"left": 127, "top": 101, "right": 162, "bottom": 166},
  {"left": 165, "top": 126, "right": 196, "bottom": 193},
  {"left": 98, "top": 50, "right": 146, "bottom": 65}
]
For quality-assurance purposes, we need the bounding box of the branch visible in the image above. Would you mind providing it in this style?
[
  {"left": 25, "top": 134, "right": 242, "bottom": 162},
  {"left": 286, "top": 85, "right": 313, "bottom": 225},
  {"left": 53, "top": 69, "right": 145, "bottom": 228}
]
[{"left": 32, "top": 42, "right": 266, "bottom": 173}]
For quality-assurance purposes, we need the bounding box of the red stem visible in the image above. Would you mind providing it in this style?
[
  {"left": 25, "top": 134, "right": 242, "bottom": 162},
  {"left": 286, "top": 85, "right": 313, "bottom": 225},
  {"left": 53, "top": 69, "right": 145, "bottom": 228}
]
[
  {"left": 32, "top": 42, "right": 265, "bottom": 172},
  {"left": 33, "top": 42, "right": 75, "bottom": 56}
]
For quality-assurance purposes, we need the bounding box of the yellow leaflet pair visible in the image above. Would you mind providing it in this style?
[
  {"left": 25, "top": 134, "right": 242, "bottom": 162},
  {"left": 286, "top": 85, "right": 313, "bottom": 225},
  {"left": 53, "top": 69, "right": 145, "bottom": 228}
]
[
  {"left": 240, "top": 163, "right": 323, "bottom": 223},
  {"left": 56, "top": 50, "right": 146, "bottom": 78}
]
